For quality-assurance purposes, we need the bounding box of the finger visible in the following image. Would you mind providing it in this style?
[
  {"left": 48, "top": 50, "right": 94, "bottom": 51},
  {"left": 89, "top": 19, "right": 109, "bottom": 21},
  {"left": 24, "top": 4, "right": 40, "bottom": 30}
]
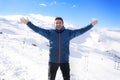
[
  {"left": 20, "top": 17, "right": 26, "bottom": 24},
  {"left": 26, "top": 17, "right": 29, "bottom": 21},
  {"left": 94, "top": 20, "right": 98, "bottom": 25},
  {"left": 20, "top": 17, "right": 23, "bottom": 23},
  {"left": 20, "top": 17, "right": 24, "bottom": 21},
  {"left": 95, "top": 20, "right": 98, "bottom": 24}
]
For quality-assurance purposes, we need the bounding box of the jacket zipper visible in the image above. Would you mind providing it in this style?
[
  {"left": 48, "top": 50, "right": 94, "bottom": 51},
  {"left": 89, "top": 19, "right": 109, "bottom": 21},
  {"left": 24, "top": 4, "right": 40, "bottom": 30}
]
[{"left": 58, "top": 32, "right": 60, "bottom": 63}]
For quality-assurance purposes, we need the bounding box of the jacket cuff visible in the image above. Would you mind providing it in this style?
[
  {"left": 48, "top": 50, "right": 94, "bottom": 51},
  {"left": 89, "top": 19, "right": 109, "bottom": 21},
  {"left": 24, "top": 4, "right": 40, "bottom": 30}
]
[{"left": 26, "top": 21, "right": 31, "bottom": 25}]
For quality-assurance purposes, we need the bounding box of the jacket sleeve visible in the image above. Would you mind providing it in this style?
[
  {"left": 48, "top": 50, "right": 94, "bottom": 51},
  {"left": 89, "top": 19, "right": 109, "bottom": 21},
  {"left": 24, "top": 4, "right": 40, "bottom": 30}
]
[
  {"left": 69, "top": 24, "right": 93, "bottom": 40},
  {"left": 27, "top": 21, "right": 50, "bottom": 40}
]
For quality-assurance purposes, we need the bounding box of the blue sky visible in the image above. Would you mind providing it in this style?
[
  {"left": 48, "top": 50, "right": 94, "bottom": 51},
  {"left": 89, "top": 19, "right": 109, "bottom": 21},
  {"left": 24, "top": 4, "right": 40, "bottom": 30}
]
[{"left": 0, "top": 0, "right": 120, "bottom": 28}]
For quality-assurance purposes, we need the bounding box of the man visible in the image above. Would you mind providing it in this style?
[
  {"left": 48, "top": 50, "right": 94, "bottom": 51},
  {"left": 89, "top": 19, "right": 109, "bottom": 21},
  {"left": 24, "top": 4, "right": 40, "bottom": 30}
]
[{"left": 20, "top": 17, "right": 98, "bottom": 80}]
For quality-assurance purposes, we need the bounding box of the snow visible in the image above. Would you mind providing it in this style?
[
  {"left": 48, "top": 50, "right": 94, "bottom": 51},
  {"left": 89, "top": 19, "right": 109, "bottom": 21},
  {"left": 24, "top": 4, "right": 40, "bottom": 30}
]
[{"left": 0, "top": 14, "right": 120, "bottom": 80}]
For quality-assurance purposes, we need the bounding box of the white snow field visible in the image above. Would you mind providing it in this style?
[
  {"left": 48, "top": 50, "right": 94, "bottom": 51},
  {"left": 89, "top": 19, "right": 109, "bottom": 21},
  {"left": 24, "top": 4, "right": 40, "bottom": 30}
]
[{"left": 0, "top": 14, "right": 120, "bottom": 80}]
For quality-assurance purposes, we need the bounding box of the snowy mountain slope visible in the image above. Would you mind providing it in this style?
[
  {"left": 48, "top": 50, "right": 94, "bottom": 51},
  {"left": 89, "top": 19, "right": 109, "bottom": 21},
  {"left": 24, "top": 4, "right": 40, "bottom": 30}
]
[{"left": 0, "top": 14, "right": 120, "bottom": 80}]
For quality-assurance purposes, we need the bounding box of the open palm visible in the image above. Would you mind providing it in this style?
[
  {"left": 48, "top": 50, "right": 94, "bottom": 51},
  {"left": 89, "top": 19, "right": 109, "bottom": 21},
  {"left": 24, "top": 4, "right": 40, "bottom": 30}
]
[{"left": 20, "top": 17, "right": 29, "bottom": 24}]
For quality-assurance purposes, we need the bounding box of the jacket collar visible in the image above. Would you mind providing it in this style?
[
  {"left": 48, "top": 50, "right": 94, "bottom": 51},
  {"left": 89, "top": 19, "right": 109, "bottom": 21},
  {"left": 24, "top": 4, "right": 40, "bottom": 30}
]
[{"left": 56, "top": 26, "right": 65, "bottom": 33}]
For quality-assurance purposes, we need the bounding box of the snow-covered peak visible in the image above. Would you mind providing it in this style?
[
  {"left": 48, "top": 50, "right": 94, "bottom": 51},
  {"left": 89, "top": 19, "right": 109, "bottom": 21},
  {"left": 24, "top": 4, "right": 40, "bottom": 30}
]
[{"left": 0, "top": 14, "right": 77, "bottom": 29}]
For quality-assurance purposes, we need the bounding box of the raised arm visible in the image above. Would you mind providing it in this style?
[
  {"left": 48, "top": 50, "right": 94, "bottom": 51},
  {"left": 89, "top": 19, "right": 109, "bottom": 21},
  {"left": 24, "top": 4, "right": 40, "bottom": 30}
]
[
  {"left": 69, "top": 20, "right": 98, "bottom": 39},
  {"left": 20, "top": 17, "right": 50, "bottom": 40}
]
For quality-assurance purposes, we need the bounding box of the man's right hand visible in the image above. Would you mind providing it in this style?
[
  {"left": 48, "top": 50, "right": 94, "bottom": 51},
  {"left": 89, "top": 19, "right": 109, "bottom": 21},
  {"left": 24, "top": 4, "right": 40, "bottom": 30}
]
[{"left": 20, "top": 17, "right": 29, "bottom": 24}]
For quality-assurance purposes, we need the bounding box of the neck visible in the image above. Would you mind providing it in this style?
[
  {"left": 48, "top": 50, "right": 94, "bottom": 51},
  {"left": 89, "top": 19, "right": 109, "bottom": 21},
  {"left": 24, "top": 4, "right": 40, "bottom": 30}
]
[{"left": 56, "top": 26, "right": 65, "bottom": 33}]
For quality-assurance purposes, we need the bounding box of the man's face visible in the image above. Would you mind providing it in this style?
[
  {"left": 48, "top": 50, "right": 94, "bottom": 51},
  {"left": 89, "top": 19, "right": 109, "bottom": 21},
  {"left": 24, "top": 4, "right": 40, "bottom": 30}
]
[{"left": 54, "top": 20, "right": 63, "bottom": 30}]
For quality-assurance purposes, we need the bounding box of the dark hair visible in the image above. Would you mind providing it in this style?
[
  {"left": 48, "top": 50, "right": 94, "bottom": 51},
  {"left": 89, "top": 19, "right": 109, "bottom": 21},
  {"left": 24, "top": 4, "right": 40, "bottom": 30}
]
[{"left": 55, "top": 17, "right": 64, "bottom": 23}]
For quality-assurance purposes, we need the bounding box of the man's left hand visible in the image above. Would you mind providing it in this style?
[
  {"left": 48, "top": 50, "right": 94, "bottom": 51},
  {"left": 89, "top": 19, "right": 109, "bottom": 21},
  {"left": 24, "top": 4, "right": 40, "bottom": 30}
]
[{"left": 91, "top": 20, "right": 98, "bottom": 26}]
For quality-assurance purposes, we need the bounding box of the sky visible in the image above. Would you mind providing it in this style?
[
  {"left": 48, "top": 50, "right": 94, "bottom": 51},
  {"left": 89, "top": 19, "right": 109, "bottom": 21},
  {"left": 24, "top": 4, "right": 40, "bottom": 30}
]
[{"left": 0, "top": 0, "right": 120, "bottom": 28}]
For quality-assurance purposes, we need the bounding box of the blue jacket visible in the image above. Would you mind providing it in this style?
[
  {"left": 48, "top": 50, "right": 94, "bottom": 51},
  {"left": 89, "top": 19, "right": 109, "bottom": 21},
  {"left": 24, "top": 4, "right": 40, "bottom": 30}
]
[{"left": 27, "top": 22, "right": 93, "bottom": 63}]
